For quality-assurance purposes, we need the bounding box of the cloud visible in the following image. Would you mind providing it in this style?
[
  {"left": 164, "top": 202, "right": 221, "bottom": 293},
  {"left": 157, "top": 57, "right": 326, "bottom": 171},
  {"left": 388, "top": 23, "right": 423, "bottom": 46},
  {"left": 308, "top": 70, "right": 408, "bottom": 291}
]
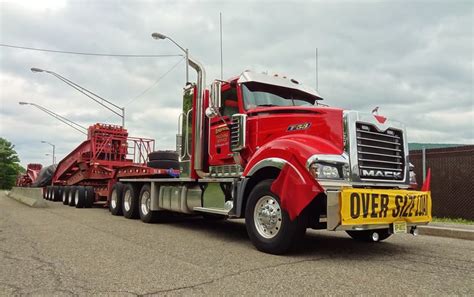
[{"left": 0, "top": 0, "right": 472, "bottom": 167}]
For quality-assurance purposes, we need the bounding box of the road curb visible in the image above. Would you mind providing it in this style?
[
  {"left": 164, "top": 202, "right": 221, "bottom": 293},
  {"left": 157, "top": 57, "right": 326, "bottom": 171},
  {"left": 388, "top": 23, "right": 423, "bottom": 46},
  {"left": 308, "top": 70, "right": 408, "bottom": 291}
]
[
  {"left": 6, "top": 188, "right": 48, "bottom": 208},
  {"left": 418, "top": 225, "right": 474, "bottom": 241}
]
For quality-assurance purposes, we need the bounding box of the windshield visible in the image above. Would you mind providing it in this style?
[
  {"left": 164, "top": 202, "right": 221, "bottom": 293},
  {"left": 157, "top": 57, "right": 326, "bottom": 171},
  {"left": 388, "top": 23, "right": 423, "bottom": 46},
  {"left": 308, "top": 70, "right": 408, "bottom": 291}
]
[{"left": 242, "top": 82, "right": 316, "bottom": 110}]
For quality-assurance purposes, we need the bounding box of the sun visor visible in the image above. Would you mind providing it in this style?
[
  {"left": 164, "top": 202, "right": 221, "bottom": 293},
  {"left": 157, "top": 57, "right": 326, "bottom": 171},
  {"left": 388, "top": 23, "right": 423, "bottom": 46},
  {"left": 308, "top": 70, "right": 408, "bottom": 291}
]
[{"left": 237, "top": 70, "right": 323, "bottom": 100}]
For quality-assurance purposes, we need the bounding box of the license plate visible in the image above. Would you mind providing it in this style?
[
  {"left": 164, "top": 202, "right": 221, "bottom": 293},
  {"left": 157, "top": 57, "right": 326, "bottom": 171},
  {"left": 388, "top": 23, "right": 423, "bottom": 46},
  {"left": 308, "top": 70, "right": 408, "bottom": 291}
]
[
  {"left": 340, "top": 188, "right": 432, "bottom": 226},
  {"left": 392, "top": 221, "right": 407, "bottom": 234}
]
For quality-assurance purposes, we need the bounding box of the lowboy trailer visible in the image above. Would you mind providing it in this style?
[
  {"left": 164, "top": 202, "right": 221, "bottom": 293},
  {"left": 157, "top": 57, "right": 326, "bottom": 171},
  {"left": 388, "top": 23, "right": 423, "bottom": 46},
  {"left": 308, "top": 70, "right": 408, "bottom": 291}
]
[{"left": 44, "top": 123, "right": 180, "bottom": 207}]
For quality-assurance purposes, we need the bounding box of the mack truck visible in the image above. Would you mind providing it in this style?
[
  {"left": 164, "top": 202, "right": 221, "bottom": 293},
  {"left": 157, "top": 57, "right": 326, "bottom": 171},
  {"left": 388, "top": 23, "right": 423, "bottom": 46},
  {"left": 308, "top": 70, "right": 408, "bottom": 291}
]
[{"left": 51, "top": 52, "right": 432, "bottom": 254}]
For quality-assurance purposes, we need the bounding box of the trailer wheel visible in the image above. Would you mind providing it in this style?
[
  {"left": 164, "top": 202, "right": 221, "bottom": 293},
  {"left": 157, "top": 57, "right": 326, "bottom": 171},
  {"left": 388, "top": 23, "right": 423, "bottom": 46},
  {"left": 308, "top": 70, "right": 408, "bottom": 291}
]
[
  {"left": 68, "top": 187, "right": 77, "bottom": 206},
  {"left": 346, "top": 229, "right": 392, "bottom": 242},
  {"left": 122, "top": 184, "right": 139, "bottom": 219},
  {"left": 148, "top": 151, "right": 179, "bottom": 161},
  {"left": 245, "top": 179, "right": 307, "bottom": 255},
  {"left": 74, "top": 186, "right": 86, "bottom": 208},
  {"left": 109, "top": 183, "right": 124, "bottom": 216},
  {"left": 147, "top": 160, "right": 179, "bottom": 170},
  {"left": 139, "top": 184, "right": 158, "bottom": 223},
  {"left": 53, "top": 186, "right": 61, "bottom": 202},
  {"left": 84, "top": 186, "right": 95, "bottom": 208},
  {"left": 62, "top": 187, "right": 70, "bottom": 205}
]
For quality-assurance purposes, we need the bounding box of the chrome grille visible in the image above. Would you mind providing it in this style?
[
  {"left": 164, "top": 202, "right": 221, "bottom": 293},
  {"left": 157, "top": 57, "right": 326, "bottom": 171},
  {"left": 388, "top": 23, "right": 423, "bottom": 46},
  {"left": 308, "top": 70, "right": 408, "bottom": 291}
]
[{"left": 356, "top": 122, "right": 405, "bottom": 180}]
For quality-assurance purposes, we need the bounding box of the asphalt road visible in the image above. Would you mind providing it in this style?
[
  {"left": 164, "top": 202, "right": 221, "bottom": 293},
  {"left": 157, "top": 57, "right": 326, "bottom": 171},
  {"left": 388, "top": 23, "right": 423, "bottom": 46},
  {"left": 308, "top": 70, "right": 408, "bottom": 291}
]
[{"left": 1, "top": 192, "right": 473, "bottom": 296}]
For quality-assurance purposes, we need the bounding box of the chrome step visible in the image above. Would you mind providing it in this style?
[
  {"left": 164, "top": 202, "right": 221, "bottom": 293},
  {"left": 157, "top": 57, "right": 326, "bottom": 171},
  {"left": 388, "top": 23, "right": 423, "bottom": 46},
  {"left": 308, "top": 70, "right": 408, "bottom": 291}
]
[{"left": 193, "top": 207, "right": 229, "bottom": 216}]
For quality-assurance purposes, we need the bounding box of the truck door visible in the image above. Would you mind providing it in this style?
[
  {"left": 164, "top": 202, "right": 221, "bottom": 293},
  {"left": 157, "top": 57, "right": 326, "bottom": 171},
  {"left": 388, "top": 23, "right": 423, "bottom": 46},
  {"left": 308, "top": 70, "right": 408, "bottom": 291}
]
[{"left": 208, "top": 84, "right": 239, "bottom": 165}]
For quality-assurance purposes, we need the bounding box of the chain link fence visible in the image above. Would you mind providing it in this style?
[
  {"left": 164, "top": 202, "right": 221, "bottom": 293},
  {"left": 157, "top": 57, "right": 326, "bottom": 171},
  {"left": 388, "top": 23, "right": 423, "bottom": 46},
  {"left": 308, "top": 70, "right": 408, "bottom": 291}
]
[{"left": 410, "top": 145, "right": 473, "bottom": 220}]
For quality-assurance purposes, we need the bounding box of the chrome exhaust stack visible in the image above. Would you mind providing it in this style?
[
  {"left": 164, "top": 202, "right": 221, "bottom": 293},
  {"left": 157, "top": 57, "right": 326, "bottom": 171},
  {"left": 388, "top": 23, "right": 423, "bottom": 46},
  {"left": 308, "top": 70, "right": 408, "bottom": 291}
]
[{"left": 187, "top": 56, "right": 207, "bottom": 177}]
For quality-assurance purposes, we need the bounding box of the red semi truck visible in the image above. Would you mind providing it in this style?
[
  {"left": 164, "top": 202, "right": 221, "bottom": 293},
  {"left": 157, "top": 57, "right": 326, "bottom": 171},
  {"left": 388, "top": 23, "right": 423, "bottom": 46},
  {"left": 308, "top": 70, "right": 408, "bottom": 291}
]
[{"left": 47, "top": 55, "right": 432, "bottom": 254}]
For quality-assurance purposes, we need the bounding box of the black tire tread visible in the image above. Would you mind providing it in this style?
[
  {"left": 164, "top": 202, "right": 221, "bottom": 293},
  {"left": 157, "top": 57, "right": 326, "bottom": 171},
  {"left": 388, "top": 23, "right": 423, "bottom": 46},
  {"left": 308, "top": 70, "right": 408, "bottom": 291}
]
[
  {"left": 147, "top": 159, "right": 179, "bottom": 170},
  {"left": 148, "top": 151, "right": 179, "bottom": 161}
]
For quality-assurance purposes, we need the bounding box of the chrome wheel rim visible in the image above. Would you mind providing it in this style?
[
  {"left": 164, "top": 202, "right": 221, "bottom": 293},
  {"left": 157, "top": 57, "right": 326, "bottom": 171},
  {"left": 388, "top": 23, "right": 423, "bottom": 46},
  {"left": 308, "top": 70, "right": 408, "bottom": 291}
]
[
  {"left": 111, "top": 190, "right": 117, "bottom": 209},
  {"left": 62, "top": 191, "right": 67, "bottom": 202},
  {"left": 140, "top": 191, "right": 150, "bottom": 216},
  {"left": 74, "top": 192, "right": 79, "bottom": 205},
  {"left": 124, "top": 190, "right": 131, "bottom": 212},
  {"left": 254, "top": 195, "right": 282, "bottom": 239}
]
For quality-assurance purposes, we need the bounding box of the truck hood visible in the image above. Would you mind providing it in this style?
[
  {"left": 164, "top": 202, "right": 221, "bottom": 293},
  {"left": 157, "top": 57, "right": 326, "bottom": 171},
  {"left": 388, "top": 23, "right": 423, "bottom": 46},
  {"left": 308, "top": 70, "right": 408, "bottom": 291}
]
[{"left": 245, "top": 105, "right": 345, "bottom": 156}]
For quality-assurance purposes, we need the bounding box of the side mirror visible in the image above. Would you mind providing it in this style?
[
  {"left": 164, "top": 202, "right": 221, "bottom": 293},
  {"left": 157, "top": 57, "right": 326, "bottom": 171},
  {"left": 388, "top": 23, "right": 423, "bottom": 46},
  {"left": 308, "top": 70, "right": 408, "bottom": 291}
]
[
  {"left": 205, "top": 106, "right": 218, "bottom": 119},
  {"left": 210, "top": 80, "right": 222, "bottom": 109}
]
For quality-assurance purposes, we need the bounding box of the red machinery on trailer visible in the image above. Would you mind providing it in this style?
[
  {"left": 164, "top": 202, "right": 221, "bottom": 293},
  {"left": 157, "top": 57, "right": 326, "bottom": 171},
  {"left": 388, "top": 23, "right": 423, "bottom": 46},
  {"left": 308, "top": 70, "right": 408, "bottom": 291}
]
[
  {"left": 44, "top": 123, "right": 179, "bottom": 207},
  {"left": 16, "top": 163, "right": 42, "bottom": 187}
]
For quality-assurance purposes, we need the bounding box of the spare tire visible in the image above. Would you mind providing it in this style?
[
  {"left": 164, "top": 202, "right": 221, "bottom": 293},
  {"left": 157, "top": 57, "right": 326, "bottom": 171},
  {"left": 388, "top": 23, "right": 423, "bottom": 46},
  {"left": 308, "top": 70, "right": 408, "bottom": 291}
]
[
  {"left": 148, "top": 151, "right": 179, "bottom": 161},
  {"left": 147, "top": 160, "right": 179, "bottom": 170}
]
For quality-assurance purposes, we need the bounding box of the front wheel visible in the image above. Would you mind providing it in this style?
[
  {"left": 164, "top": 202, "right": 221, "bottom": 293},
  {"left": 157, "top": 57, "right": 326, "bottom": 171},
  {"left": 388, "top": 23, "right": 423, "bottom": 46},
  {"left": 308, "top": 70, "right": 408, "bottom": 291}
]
[
  {"left": 245, "top": 179, "right": 307, "bottom": 255},
  {"left": 346, "top": 229, "right": 392, "bottom": 242}
]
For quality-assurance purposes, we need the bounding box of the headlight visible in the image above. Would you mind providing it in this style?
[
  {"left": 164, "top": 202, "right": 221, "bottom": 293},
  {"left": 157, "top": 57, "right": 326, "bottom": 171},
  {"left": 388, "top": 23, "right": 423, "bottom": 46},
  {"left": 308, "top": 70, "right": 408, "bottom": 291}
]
[
  {"left": 309, "top": 163, "right": 342, "bottom": 179},
  {"left": 306, "top": 154, "right": 350, "bottom": 180}
]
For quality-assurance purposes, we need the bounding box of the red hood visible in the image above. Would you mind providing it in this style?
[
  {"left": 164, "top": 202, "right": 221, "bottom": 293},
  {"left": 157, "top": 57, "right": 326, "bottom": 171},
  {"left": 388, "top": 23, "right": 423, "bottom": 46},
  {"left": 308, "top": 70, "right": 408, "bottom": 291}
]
[{"left": 244, "top": 106, "right": 344, "bottom": 157}]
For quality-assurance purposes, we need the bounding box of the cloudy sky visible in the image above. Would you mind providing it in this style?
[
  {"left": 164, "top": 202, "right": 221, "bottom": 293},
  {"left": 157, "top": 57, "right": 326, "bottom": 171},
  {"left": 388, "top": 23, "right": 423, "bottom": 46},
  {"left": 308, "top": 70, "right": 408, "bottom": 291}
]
[{"left": 0, "top": 0, "right": 472, "bottom": 167}]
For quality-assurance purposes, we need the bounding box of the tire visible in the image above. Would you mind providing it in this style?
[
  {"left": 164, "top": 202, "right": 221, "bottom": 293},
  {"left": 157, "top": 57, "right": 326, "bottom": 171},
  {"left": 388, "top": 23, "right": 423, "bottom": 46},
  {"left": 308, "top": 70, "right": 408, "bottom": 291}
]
[
  {"left": 74, "top": 186, "right": 86, "bottom": 208},
  {"left": 68, "top": 186, "right": 77, "bottom": 206},
  {"left": 53, "top": 186, "right": 62, "bottom": 202},
  {"left": 43, "top": 187, "right": 48, "bottom": 199},
  {"left": 84, "top": 186, "right": 95, "bottom": 208},
  {"left": 346, "top": 229, "right": 392, "bottom": 242},
  {"left": 147, "top": 160, "right": 179, "bottom": 170},
  {"left": 148, "top": 151, "right": 179, "bottom": 161},
  {"left": 245, "top": 179, "right": 307, "bottom": 255},
  {"left": 62, "top": 187, "right": 70, "bottom": 205},
  {"left": 139, "top": 184, "right": 159, "bottom": 223},
  {"left": 46, "top": 186, "right": 52, "bottom": 200},
  {"left": 109, "top": 183, "right": 124, "bottom": 216},
  {"left": 122, "top": 184, "right": 139, "bottom": 219}
]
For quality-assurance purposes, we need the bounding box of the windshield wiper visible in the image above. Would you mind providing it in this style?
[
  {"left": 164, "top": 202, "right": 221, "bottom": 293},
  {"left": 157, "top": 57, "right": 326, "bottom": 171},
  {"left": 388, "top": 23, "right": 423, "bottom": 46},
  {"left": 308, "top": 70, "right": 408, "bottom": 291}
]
[{"left": 256, "top": 104, "right": 279, "bottom": 107}]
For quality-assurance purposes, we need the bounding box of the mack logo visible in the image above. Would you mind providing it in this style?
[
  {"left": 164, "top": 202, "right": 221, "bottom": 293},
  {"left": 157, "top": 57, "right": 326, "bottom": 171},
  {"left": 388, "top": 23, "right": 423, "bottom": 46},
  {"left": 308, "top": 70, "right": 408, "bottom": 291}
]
[{"left": 361, "top": 169, "right": 402, "bottom": 179}]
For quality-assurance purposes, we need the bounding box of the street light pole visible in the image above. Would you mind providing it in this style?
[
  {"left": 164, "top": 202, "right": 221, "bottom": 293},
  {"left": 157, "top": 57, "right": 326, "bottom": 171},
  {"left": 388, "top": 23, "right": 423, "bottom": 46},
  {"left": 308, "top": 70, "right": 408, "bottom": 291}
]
[
  {"left": 31, "top": 68, "right": 126, "bottom": 127},
  {"left": 41, "top": 141, "right": 56, "bottom": 164},
  {"left": 19, "top": 101, "right": 87, "bottom": 135},
  {"left": 151, "top": 32, "right": 189, "bottom": 84}
]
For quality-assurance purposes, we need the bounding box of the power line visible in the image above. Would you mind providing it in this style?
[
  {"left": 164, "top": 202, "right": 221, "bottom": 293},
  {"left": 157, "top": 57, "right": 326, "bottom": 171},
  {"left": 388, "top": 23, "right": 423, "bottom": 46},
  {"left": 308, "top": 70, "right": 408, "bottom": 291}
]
[
  {"left": 0, "top": 43, "right": 182, "bottom": 58},
  {"left": 125, "top": 57, "right": 185, "bottom": 106},
  {"left": 102, "top": 57, "right": 185, "bottom": 123}
]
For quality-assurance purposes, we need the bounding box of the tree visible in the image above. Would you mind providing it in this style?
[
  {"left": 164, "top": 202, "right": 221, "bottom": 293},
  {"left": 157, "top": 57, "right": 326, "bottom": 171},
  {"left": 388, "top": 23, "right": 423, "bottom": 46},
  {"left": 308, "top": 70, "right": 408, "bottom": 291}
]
[{"left": 0, "top": 138, "right": 22, "bottom": 189}]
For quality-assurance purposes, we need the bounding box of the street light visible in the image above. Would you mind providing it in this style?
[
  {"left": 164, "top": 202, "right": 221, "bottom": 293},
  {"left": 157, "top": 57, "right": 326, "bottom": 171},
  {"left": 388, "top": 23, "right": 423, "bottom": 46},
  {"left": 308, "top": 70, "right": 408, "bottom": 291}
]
[
  {"left": 19, "top": 101, "right": 87, "bottom": 135},
  {"left": 151, "top": 32, "right": 189, "bottom": 84},
  {"left": 41, "top": 141, "right": 55, "bottom": 164},
  {"left": 31, "top": 67, "right": 126, "bottom": 127}
]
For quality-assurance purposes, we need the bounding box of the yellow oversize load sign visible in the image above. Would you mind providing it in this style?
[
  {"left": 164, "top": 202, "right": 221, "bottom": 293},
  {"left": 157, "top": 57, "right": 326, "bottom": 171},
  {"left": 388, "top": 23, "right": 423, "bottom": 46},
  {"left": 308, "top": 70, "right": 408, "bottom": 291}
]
[{"left": 340, "top": 188, "right": 432, "bottom": 225}]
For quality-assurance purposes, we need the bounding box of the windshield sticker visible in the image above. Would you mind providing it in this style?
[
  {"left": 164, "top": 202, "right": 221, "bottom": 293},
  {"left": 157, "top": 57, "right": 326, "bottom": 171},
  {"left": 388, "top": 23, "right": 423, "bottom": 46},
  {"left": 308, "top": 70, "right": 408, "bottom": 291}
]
[{"left": 288, "top": 122, "right": 311, "bottom": 131}]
